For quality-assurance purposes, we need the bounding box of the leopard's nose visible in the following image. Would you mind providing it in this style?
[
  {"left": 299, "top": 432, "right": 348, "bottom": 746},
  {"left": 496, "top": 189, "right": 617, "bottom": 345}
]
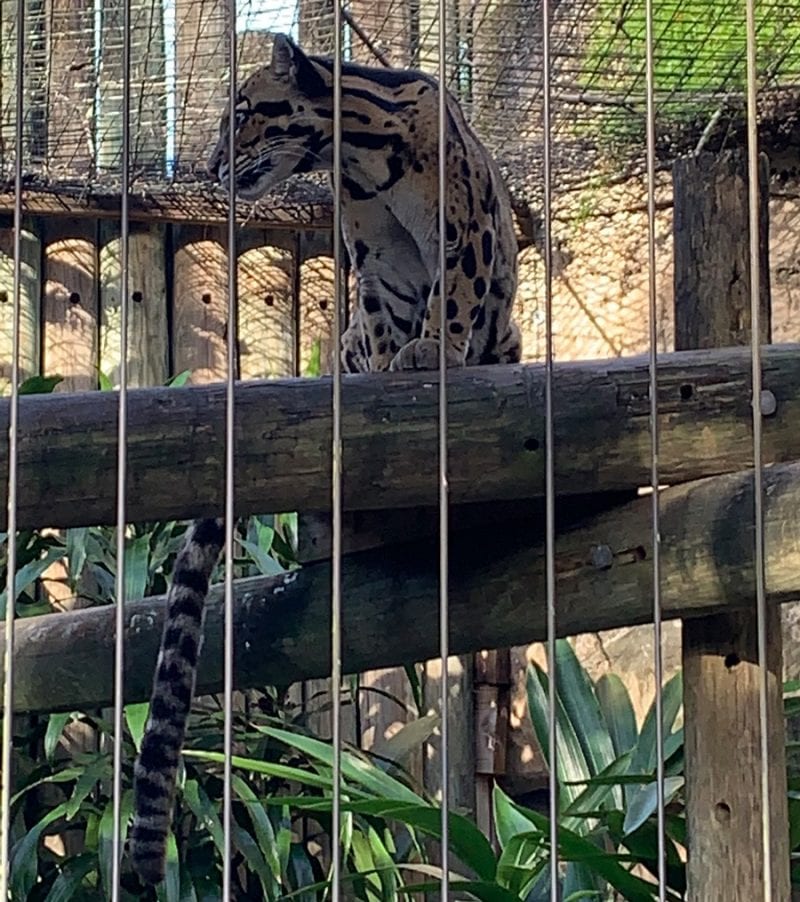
[{"left": 206, "top": 152, "right": 221, "bottom": 180}]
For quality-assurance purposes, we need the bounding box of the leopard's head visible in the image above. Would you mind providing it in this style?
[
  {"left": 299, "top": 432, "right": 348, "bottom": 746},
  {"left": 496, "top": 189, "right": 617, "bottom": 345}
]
[{"left": 207, "top": 34, "right": 331, "bottom": 200}]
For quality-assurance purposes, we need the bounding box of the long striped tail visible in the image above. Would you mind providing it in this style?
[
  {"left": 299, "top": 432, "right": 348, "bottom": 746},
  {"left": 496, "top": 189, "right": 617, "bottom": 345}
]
[{"left": 129, "top": 517, "right": 225, "bottom": 885}]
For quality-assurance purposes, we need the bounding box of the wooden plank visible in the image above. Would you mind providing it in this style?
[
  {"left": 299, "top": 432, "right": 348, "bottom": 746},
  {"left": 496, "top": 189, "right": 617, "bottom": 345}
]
[
  {"left": 173, "top": 0, "right": 226, "bottom": 173},
  {"left": 238, "top": 241, "right": 295, "bottom": 380},
  {"left": 44, "top": 0, "right": 95, "bottom": 176},
  {"left": 42, "top": 219, "right": 98, "bottom": 391},
  {"left": 298, "top": 254, "right": 335, "bottom": 375},
  {"left": 0, "top": 218, "right": 41, "bottom": 391},
  {"left": 7, "top": 458, "right": 800, "bottom": 714},
  {"left": 4, "top": 344, "right": 800, "bottom": 531},
  {"left": 674, "top": 149, "right": 789, "bottom": 900},
  {"left": 172, "top": 224, "right": 227, "bottom": 383},
  {"left": 96, "top": 0, "right": 166, "bottom": 175},
  {"left": 0, "top": 345, "right": 800, "bottom": 528},
  {"left": 99, "top": 221, "right": 168, "bottom": 387}
]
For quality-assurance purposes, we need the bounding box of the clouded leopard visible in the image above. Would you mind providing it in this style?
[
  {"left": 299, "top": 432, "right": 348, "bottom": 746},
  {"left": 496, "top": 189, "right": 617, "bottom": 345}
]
[{"left": 130, "top": 32, "right": 519, "bottom": 885}]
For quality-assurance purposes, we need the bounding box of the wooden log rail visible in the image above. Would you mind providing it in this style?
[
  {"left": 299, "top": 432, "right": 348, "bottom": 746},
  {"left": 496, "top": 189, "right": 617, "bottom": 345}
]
[
  {"left": 2, "top": 343, "right": 800, "bottom": 531},
  {"left": 4, "top": 459, "right": 800, "bottom": 714}
]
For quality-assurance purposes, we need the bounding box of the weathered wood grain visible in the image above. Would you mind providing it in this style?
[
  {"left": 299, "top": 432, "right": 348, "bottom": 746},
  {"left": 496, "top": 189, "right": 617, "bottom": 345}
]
[
  {"left": 5, "top": 460, "right": 800, "bottom": 715},
  {"left": 675, "top": 150, "right": 789, "bottom": 902},
  {"left": 1, "top": 344, "right": 799, "bottom": 531}
]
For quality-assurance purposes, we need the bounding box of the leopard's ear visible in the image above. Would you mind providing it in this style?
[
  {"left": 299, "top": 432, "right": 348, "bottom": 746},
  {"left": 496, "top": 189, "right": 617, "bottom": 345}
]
[{"left": 271, "top": 33, "right": 327, "bottom": 97}]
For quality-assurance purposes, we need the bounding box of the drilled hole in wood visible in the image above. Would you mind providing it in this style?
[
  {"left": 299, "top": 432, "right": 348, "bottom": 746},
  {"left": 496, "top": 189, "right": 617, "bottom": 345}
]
[
  {"left": 201, "top": 292, "right": 212, "bottom": 305},
  {"left": 680, "top": 383, "right": 693, "bottom": 401},
  {"left": 714, "top": 802, "right": 731, "bottom": 824},
  {"left": 724, "top": 652, "right": 741, "bottom": 669},
  {"left": 524, "top": 437, "right": 540, "bottom": 452},
  {"left": 132, "top": 290, "right": 143, "bottom": 303},
  {"left": 69, "top": 291, "right": 81, "bottom": 305},
  {"left": 264, "top": 294, "right": 275, "bottom": 306},
  {"left": 319, "top": 299, "right": 328, "bottom": 311},
  {"left": 634, "top": 545, "right": 647, "bottom": 561},
  {"left": 0, "top": 290, "right": 8, "bottom": 303}
]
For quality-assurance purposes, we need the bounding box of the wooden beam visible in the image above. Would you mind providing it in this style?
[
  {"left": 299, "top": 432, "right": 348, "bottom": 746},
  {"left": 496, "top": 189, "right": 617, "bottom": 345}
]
[
  {"left": 674, "top": 150, "right": 789, "bottom": 900},
  {"left": 5, "top": 461, "right": 800, "bottom": 715},
  {"left": 2, "top": 344, "right": 800, "bottom": 531}
]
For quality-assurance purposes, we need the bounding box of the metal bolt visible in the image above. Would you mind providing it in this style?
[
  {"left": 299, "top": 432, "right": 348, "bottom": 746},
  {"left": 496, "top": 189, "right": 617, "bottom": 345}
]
[
  {"left": 759, "top": 389, "right": 777, "bottom": 417},
  {"left": 590, "top": 544, "right": 613, "bottom": 570}
]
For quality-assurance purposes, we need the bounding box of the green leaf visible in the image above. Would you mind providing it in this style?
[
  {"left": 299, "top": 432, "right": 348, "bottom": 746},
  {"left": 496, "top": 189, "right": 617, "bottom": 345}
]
[
  {"left": 0, "top": 546, "right": 67, "bottom": 617},
  {"left": 183, "top": 779, "right": 225, "bottom": 852},
  {"left": 595, "top": 673, "right": 638, "bottom": 757},
  {"left": 563, "top": 751, "right": 633, "bottom": 817},
  {"left": 526, "top": 665, "right": 592, "bottom": 821},
  {"left": 231, "top": 775, "right": 281, "bottom": 884},
  {"left": 65, "top": 527, "right": 89, "bottom": 589},
  {"left": 65, "top": 754, "right": 110, "bottom": 819},
  {"left": 155, "top": 832, "right": 181, "bottom": 902},
  {"left": 43, "top": 852, "right": 98, "bottom": 901},
  {"left": 44, "top": 712, "right": 74, "bottom": 760},
  {"left": 230, "top": 820, "right": 276, "bottom": 899},
  {"left": 369, "top": 713, "right": 439, "bottom": 765},
  {"left": 98, "top": 789, "right": 134, "bottom": 896},
  {"left": 494, "top": 777, "right": 543, "bottom": 848},
  {"left": 303, "top": 338, "right": 322, "bottom": 377},
  {"left": 631, "top": 672, "right": 683, "bottom": 777},
  {"left": 98, "top": 368, "right": 114, "bottom": 391},
  {"left": 397, "top": 879, "right": 520, "bottom": 901},
  {"left": 166, "top": 369, "right": 192, "bottom": 388},
  {"left": 258, "top": 725, "right": 424, "bottom": 804},
  {"left": 237, "top": 537, "right": 285, "bottom": 577},
  {"left": 623, "top": 776, "right": 685, "bottom": 836},
  {"left": 11, "top": 802, "right": 69, "bottom": 897},
  {"left": 125, "top": 702, "right": 150, "bottom": 753},
  {"left": 125, "top": 533, "right": 152, "bottom": 602},
  {"left": 19, "top": 374, "right": 63, "bottom": 395},
  {"left": 555, "top": 640, "right": 617, "bottom": 781}
]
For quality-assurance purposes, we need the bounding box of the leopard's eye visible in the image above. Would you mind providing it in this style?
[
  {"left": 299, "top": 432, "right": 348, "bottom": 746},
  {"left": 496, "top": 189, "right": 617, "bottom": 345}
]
[{"left": 234, "top": 109, "right": 249, "bottom": 130}]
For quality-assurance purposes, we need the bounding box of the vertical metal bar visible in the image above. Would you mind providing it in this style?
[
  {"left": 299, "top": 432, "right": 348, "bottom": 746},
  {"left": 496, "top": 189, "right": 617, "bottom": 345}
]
[
  {"left": 744, "top": 3, "right": 772, "bottom": 899},
  {"left": 0, "top": 0, "right": 25, "bottom": 890},
  {"left": 540, "top": 0, "right": 558, "bottom": 896},
  {"left": 223, "top": 0, "right": 238, "bottom": 897},
  {"left": 111, "top": 0, "right": 133, "bottom": 889},
  {"left": 643, "top": 0, "right": 666, "bottom": 896},
  {"left": 437, "top": 0, "right": 449, "bottom": 893},
  {"left": 331, "top": 3, "right": 344, "bottom": 899}
]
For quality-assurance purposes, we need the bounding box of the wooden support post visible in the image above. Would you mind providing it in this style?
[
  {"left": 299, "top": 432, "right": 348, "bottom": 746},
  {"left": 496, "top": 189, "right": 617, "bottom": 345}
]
[
  {"left": 474, "top": 649, "right": 510, "bottom": 845},
  {"left": 172, "top": 225, "right": 228, "bottom": 383},
  {"left": 99, "top": 221, "right": 168, "bottom": 388},
  {"left": 42, "top": 219, "right": 99, "bottom": 392},
  {"left": 674, "top": 150, "right": 789, "bottom": 900},
  {"left": 0, "top": 216, "right": 41, "bottom": 390}
]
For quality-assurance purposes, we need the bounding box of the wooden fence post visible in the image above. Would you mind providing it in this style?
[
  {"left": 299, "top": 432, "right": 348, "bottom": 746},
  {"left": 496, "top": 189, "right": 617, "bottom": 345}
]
[
  {"left": 674, "top": 149, "right": 789, "bottom": 900},
  {"left": 0, "top": 216, "right": 41, "bottom": 391}
]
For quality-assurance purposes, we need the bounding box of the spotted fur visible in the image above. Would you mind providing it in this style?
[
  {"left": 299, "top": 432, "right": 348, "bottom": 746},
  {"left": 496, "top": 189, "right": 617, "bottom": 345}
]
[
  {"left": 131, "top": 33, "right": 519, "bottom": 886},
  {"left": 207, "top": 33, "right": 520, "bottom": 372}
]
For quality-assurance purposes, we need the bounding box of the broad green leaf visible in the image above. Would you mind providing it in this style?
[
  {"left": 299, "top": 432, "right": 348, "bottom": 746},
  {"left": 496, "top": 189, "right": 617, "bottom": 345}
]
[
  {"left": 19, "top": 374, "right": 63, "bottom": 395},
  {"left": 184, "top": 749, "right": 361, "bottom": 795},
  {"left": 495, "top": 830, "right": 548, "bottom": 897},
  {"left": 396, "top": 879, "right": 520, "bottom": 901},
  {"left": 564, "top": 859, "right": 604, "bottom": 898},
  {"left": 231, "top": 774, "right": 281, "bottom": 884},
  {"left": 555, "top": 641, "right": 617, "bottom": 781},
  {"left": 125, "top": 702, "right": 150, "bottom": 752},
  {"left": 166, "top": 369, "right": 192, "bottom": 388},
  {"left": 350, "top": 830, "right": 384, "bottom": 901},
  {"left": 238, "top": 537, "right": 285, "bottom": 576},
  {"left": 0, "top": 546, "right": 67, "bottom": 617},
  {"left": 98, "top": 368, "right": 114, "bottom": 391},
  {"left": 632, "top": 673, "right": 683, "bottom": 777},
  {"left": 44, "top": 712, "right": 74, "bottom": 760},
  {"left": 623, "top": 776, "right": 685, "bottom": 836},
  {"left": 231, "top": 820, "right": 275, "bottom": 900},
  {"left": 494, "top": 778, "right": 544, "bottom": 848},
  {"left": 563, "top": 751, "right": 633, "bottom": 817},
  {"left": 66, "top": 527, "right": 89, "bottom": 588},
  {"left": 155, "top": 831, "right": 181, "bottom": 902},
  {"left": 492, "top": 788, "right": 665, "bottom": 902},
  {"left": 43, "top": 852, "right": 98, "bottom": 901},
  {"left": 369, "top": 713, "right": 439, "bottom": 765},
  {"left": 595, "top": 673, "right": 638, "bottom": 757},
  {"left": 99, "top": 789, "right": 134, "bottom": 896},
  {"left": 257, "top": 725, "right": 424, "bottom": 804},
  {"left": 10, "top": 767, "right": 84, "bottom": 806},
  {"left": 10, "top": 802, "right": 69, "bottom": 897},
  {"left": 564, "top": 892, "right": 604, "bottom": 901},
  {"left": 183, "top": 779, "right": 225, "bottom": 852},
  {"left": 125, "top": 533, "right": 152, "bottom": 602},
  {"left": 65, "top": 754, "right": 110, "bottom": 819},
  {"left": 526, "top": 665, "right": 592, "bottom": 820}
]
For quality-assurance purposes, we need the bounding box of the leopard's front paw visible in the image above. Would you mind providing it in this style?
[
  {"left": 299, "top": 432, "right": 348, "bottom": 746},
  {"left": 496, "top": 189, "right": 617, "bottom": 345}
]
[{"left": 389, "top": 338, "right": 464, "bottom": 372}]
